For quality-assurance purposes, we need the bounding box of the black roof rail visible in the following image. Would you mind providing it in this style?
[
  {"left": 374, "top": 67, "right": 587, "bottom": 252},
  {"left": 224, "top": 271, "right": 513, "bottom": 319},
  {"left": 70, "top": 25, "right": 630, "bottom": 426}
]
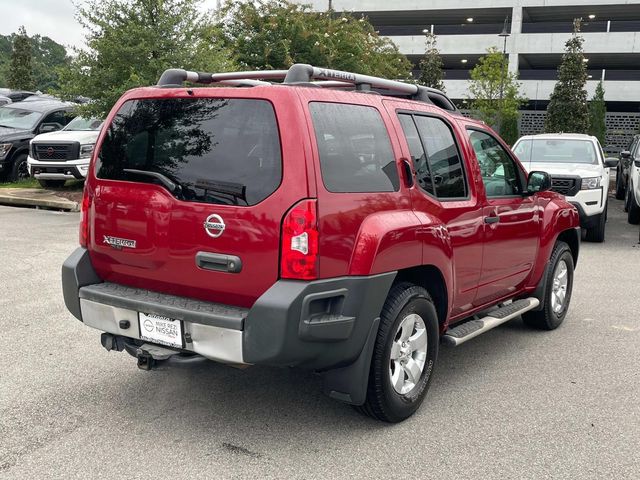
[{"left": 157, "top": 64, "right": 457, "bottom": 112}]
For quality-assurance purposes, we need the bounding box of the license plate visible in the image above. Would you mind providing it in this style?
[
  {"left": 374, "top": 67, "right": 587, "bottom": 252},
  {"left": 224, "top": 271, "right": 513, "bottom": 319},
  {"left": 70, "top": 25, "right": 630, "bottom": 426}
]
[{"left": 138, "top": 313, "right": 183, "bottom": 348}]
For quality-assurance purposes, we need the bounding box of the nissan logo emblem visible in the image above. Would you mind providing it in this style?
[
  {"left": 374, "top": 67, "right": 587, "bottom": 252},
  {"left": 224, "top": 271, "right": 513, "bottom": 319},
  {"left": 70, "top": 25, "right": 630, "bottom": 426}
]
[
  {"left": 203, "top": 214, "right": 225, "bottom": 238},
  {"left": 47, "top": 147, "right": 54, "bottom": 156}
]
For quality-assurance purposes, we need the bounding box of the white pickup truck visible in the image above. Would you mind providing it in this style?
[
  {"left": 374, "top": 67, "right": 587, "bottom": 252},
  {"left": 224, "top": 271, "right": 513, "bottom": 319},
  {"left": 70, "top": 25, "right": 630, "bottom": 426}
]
[
  {"left": 513, "top": 133, "right": 618, "bottom": 242},
  {"left": 28, "top": 116, "right": 102, "bottom": 188}
]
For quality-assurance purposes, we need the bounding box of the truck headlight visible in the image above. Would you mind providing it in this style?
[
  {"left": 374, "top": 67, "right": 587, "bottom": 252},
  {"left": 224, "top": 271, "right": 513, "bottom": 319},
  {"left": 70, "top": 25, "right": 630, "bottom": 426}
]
[
  {"left": 0, "top": 143, "right": 12, "bottom": 159},
  {"left": 581, "top": 177, "right": 601, "bottom": 190},
  {"left": 79, "top": 144, "right": 95, "bottom": 159}
]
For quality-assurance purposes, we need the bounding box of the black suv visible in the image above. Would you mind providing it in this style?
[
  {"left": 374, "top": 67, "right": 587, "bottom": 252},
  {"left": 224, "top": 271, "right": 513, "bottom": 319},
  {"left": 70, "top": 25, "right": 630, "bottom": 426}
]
[
  {"left": 616, "top": 135, "right": 639, "bottom": 200},
  {"left": 0, "top": 99, "right": 76, "bottom": 181}
]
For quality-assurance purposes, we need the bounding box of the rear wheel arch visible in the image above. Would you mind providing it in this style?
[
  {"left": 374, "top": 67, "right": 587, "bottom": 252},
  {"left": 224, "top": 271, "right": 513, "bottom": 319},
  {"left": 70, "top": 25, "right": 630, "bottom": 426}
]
[
  {"left": 394, "top": 265, "right": 448, "bottom": 329},
  {"left": 556, "top": 228, "right": 580, "bottom": 267}
]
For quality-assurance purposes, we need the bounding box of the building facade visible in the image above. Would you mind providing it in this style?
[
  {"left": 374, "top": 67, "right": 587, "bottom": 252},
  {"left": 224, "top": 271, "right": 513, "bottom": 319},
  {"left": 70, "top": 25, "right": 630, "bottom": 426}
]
[{"left": 299, "top": 0, "right": 640, "bottom": 148}]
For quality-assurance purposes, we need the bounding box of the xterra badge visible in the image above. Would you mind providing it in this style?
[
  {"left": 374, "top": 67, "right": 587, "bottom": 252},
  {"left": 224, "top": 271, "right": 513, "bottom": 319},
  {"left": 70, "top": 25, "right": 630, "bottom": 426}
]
[{"left": 103, "top": 235, "right": 136, "bottom": 249}]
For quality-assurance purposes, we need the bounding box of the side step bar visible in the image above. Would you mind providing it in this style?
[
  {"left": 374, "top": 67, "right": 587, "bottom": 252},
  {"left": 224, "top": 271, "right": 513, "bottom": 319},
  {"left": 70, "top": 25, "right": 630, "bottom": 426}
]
[{"left": 442, "top": 298, "right": 540, "bottom": 347}]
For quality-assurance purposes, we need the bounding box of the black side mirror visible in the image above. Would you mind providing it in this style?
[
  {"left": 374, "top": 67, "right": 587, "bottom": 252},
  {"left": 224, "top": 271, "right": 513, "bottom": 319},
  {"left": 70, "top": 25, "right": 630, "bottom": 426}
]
[
  {"left": 620, "top": 150, "right": 631, "bottom": 159},
  {"left": 604, "top": 158, "right": 619, "bottom": 168},
  {"left": 527, "top": 171, "right": 552, "bottom": 195}
]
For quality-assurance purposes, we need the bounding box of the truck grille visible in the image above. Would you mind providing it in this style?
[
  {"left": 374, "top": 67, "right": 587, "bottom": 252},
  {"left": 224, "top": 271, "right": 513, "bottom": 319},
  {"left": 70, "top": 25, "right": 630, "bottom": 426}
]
[
  {"left": 33, "top": 143, "right": 79, "bottom": 161},
  {"left": 550, "top": 176, "right": 580, "bottom": 197}
]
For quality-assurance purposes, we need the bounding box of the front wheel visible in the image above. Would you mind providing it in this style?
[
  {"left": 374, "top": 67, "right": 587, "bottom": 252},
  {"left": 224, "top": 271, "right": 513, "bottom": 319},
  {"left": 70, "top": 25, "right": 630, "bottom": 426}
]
[
  {"left": 355, "top": 282, "right": 439, "bottom": 423},
  {"left": 523, "top": 241, "right": 574, "bottom": 330},
  {"left": 9, "top": 154, "right": 29, "bottom": 182},
  {"left": 585, "top": 204, "right": 606, "bottom": 242}
]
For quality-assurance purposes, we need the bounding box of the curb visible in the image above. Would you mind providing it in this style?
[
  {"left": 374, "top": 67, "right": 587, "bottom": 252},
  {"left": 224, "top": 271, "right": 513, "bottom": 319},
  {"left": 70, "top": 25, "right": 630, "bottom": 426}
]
[{"left": 0, "top": 189, "right": 80, "bottom": 212}]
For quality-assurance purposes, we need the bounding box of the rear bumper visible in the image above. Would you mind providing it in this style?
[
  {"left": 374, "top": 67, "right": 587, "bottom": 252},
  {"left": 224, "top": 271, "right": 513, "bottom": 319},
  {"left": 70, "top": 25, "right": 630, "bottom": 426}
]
[
  {"left": 28, "top": 155, "right": 89, "bottom": 179},
  {"left": 62, "top": 248, "right": 395, "bottom": 370}
]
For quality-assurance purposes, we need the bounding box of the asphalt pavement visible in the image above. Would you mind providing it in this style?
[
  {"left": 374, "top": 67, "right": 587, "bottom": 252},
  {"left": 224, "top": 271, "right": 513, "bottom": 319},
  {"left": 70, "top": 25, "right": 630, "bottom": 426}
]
[{"left": 1, "top": 199, "right": 639, "bottom": 479}]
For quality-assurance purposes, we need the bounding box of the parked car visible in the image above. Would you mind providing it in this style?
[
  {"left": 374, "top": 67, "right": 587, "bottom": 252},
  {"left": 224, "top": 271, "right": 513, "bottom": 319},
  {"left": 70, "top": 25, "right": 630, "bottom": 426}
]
[
  {"left": 624, "top": 141, "right": 640, "bottom": 224},
  {"left": 0, "top": 88, "right": 36, "bottom": 103},
  {"left": 615, "top": 135, "right": 637, "bottom": 200},
  {"left": 513, "top": 133, "right": 617, "bottom": 242},
  {"left": 27, "top": 116, "right": 103, "bottom": 188},
  {"left": 61, "top": 64, "right": 580, "bottom": 423},
  {"left": 0, "top": 99, "right": 77, "bottom": 181}
]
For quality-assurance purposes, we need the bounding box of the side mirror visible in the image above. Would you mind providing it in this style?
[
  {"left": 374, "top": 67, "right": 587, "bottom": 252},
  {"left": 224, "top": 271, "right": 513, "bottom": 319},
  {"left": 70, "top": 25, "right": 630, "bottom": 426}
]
[
  {"left": 620, "top": 150, "right": 631, "bottom": 159},
  {"left": 39, "top": 123, "right": 60, "bottom": 133},
  {"left": 604, "top": 158, "right": 619, "bottom": 168},
  {"left": 527, "top": 171, "right": 552, "bottom": 195}
]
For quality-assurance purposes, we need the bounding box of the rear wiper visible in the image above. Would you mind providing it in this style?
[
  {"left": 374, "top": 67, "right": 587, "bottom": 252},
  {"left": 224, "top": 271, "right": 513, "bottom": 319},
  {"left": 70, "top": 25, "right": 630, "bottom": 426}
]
[{"left": 123, "top": 169, "right": 180, "bottom": 194}]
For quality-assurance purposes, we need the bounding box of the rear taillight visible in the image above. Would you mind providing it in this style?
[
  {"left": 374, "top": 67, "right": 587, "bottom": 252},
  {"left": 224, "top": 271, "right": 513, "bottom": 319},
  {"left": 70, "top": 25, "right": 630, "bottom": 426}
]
[
  {"left": 280, "top": 199, "right": 319, "bottom": 280},
  {"left": 79, "top": 188, "right": 92, "bottom": 247}
]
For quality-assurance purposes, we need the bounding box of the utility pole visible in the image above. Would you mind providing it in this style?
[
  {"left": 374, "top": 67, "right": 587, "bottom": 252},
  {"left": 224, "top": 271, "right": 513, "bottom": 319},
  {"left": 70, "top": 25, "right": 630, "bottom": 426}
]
[{"left": 498, "top": 16, "right": 511, "bottom": 132}]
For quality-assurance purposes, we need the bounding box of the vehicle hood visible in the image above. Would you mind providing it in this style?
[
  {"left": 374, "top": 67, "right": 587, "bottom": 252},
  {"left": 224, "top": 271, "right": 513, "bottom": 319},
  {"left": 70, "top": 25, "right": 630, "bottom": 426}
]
[
  {"left": 0, "top": 126, "right": 33, "bottom": 142},
  {"left": 31, "top": 130, "right": 100, "bottom": 144},
  {"left": 523, "top": 161, "right": 603, "bottom": 178}
]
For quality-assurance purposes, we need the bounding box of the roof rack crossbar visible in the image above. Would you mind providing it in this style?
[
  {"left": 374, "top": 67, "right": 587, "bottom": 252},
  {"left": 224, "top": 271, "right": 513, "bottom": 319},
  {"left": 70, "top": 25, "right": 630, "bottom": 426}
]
[{"left": 156, "top": 64, "right": 457, "bottom": 111}]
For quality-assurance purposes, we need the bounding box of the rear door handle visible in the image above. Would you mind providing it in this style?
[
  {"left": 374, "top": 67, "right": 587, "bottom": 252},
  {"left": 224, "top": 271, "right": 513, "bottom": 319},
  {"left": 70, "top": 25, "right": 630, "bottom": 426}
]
[
  {"left": 196, "top": 252, "right": 242, "bottom": 273},
  {"left": 484, "top": 215, "right": 500, "bottom": 224}
]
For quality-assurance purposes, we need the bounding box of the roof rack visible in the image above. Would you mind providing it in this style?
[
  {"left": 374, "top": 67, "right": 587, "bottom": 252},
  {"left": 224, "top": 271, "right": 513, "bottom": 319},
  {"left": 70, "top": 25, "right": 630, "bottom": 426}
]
[{"left": 157, "top": 63, "right": 457, "bottom": 112}]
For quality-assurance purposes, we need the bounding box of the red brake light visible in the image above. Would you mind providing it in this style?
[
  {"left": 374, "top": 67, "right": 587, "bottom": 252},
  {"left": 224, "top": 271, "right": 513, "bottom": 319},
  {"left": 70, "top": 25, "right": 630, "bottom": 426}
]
[
  {"left": 280, "top": 199, "right": 319, "bottom": 280},
  {"left": 79, "top": 188, "right": 92, "bottom": 247}
]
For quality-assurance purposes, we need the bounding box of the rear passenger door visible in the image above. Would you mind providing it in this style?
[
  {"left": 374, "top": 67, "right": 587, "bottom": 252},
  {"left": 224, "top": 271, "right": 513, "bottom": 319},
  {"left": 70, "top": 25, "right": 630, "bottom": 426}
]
[
  {"left": 396, "top": 111, "right": 484, "bottom": 318},
  {"left": 466, "top": 129, "right": 539, "bottom": 306}
]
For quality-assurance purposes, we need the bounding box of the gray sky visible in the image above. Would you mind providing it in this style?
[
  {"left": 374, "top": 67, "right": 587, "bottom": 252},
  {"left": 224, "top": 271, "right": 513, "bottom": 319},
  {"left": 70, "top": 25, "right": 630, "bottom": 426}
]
[{"left": 0, "top": 0, "right": 219, "bottom": 51}]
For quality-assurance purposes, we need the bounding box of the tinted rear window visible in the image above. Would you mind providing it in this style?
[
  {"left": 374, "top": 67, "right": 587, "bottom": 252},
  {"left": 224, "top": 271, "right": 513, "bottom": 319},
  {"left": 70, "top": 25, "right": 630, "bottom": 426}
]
[
  {"left": 309, "top": 102, "right": 399, "bottom": 193},
  {"left": 96, "top": 98, "right": 282, "bottom": 206}
]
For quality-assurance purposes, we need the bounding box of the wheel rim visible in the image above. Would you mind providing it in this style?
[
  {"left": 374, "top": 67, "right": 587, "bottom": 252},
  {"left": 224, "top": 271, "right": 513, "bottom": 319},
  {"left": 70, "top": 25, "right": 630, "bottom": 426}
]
[
  {"left": 551, "top": 260, "right": 569, "bottom": 314},
  {"left": 389, "top": 313, "right": 428, "bottom": 395},
  {"left": 16, "top": 159, "right": 29, "bottom": 180}
]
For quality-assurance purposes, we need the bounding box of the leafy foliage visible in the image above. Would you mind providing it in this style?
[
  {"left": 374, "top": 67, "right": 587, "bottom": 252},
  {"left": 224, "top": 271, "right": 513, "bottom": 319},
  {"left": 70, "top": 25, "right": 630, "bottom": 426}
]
[
  {"left": 418, "top": 32, "right": 445, "bottom": 91},
  {"left": 588, "top": 81, "right": 606, "bottom": 145},
  {"left": 0, "top": 33, "right": 68, "bottom": 91},
  {"left": 56, "top": 0, "right": 236, "bottom": 117},
  {"left": 7, "top": 26, "right": 35, "bottom": 91},
  {"left": 218, "top": 0, "right": 412, "bottom": 79},
  {"left": 468, "top": 47, "right": 526, "bottom": 138},
  {"left": 545, "top": 19, "right": 589, "bottom": 134}
]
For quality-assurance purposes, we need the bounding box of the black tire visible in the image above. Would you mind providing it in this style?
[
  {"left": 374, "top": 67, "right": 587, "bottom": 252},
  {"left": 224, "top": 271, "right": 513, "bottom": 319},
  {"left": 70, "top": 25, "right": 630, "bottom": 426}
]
[
  {"left": 523, "top": 241, "right": 574, "bottom": 330},
  {"left": 585, "top": 204, "right": 606, "bottom": 242},
  {"left": 9, "top": 154, "right": 29, "bottom": 182},
  {"left": 355, "top": 282, "right": 439, "bottom": 423},
  {"left": 615, "top": 170, "right": 626, "bottom": 200},
  {"left": 37, "top": 179, "right": 66, "bottom": 188},
  {"left": 627, "top": 184, "right": 640, "bottom": 225}
]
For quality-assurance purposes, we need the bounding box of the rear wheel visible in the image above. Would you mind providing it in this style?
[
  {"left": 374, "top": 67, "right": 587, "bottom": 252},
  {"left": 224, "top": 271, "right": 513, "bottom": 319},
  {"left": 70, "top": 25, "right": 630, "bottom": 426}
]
[
  {"left": 355, "top": 282, "right": 439, "bottom": 423},
  {"left": 627, "top": 184, "right": 640, "bottom": 224},
  {"left": 523, "top": 241, "right": 574, "bottom": 330},
  {"left": 37, "top": 179, "right": 66, "bottom": 188},
  {"left": 585, "top": 203, "right": 606, "bottom": 242}
]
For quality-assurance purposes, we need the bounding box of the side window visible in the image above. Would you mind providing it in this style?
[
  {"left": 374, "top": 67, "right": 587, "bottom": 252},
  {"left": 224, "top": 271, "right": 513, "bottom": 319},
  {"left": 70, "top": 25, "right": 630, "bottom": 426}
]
[
  {"left": 414, "top": 116, "right": 467, "bottom": 198},
  {"left": 41, "top": 110, "right": 66, "bottom": 129},
  {"left": 309, "top": 102, "right": 399, "bottom": 193},
  {"left": 468, "top": 130, "right": 523, "bottom": 197},
  {"left": 397, "top": 114, "right": 434, "bottom": 195}
]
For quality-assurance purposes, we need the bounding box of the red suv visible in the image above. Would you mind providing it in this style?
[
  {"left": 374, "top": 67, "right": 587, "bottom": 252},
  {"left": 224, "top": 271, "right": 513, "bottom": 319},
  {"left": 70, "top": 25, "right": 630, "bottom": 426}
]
[{"left": 62, "top": 64, "right": 580, "bottom": 422}]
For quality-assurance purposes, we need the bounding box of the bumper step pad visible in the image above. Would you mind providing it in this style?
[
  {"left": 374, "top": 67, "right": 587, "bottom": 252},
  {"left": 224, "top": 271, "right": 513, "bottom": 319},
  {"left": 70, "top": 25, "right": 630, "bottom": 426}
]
[{"left": 442, "top": 298, "right": 540, "bottom": 347}]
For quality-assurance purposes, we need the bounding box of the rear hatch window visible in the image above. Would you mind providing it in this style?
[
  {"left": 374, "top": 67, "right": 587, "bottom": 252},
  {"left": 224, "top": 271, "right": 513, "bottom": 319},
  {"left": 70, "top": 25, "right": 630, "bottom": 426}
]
[{"left": 96, "top": 98, "right": 282, "bottom": 206}]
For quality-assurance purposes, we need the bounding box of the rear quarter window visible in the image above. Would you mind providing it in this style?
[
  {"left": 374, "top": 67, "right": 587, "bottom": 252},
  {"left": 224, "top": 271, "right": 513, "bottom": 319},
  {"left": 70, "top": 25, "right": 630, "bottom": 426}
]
[
  {"left": 96, "top": 98, "right": 282, "bottom": 206},
  {"left": 309, "top": 102, "right": 399, "bottom": 193}
]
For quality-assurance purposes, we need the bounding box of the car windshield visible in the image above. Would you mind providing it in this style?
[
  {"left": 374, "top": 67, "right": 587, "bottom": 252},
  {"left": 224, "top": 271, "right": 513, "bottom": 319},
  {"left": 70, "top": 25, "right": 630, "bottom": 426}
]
[
  {"left": 513, "top": 138, "right": 598, "bottom": 165},
  {"left": 63, "top": 116, "right": 103, "bottom": 131},
  {"left": 0, "top": 106, "right": 42, "bottom": 130}
]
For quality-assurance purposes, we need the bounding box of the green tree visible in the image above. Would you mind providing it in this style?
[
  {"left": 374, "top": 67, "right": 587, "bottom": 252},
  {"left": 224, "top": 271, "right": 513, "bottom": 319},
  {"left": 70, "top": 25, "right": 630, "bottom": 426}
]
[
  {"left": 468, "top": 47, "right": 526, "bottom": 139},
  {"left": 545, "top": 19, "right": 589, "bottom": 133},
  {"left": 418, "top": 31, "right": 445, "bottom": 91},
  {"left": 57, "top": 0, "right": 236, "bottom": 117},
  {"left": 218, "top": 0, "right": 412, "bottom": 79},
  {"left": 7, "top": 26, "right": 35, "bottom": 90},
  {"left": 588, "top": 80, "right": 606, "bottom": 145}
]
